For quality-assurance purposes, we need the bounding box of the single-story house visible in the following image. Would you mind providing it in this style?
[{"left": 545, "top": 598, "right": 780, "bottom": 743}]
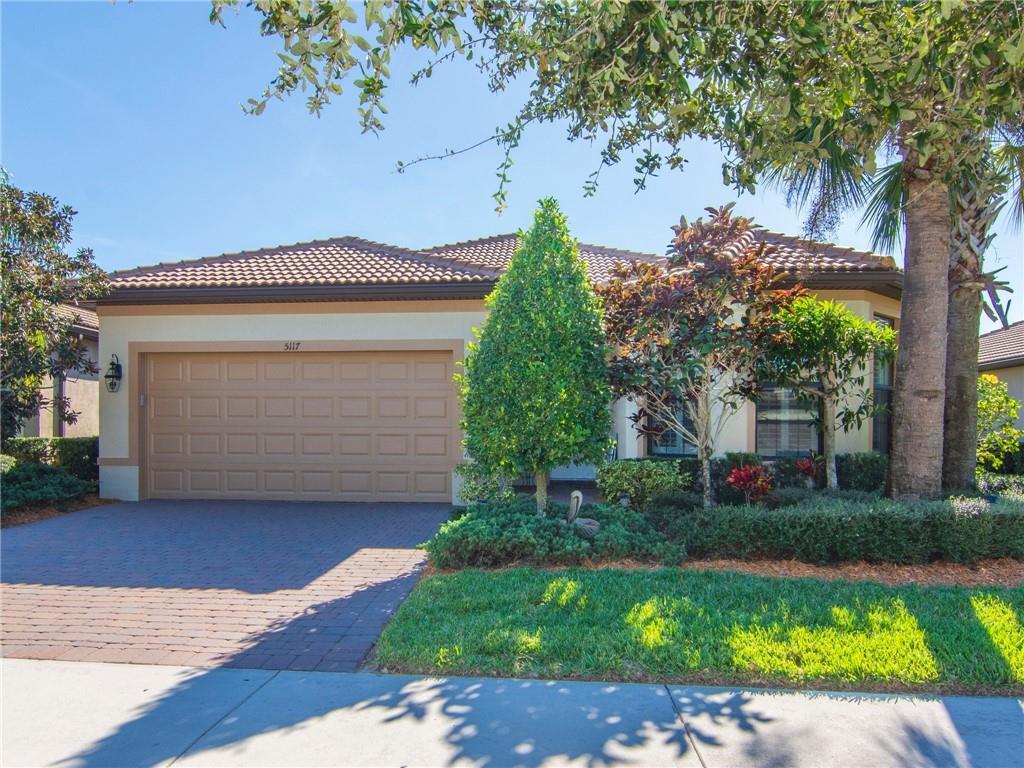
[
  {"left": 96, "top": 231, "right": 902, "bottom": 504},
  {"left": 21, "top": 303, "right": 101, "bottom": 438},
  {"left": 979, "top": 321, "right": 1024, "bottom": 427}
]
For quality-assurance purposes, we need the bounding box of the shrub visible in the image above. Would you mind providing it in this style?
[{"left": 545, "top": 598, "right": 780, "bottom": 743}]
[
  {"left": 425, "top": 497, "right": 684, "bottom": 569},
  {"left": 650, "top": 492, "right": 1024, "bottom": 565},
  {"left": 977, "top": 471, "right": 1024, "bottom": 495},
  {"left": 454, "top": 462, "right": 516, "bottom": 505},
  {"left": 596, "top": 460, "right": 690, "bottom": 509},
  {"left": 836, "top": 452, "right": 887, "bottom": 492},
  {"left": 1, "top": 462, "right": 92, "bottom": 512},
  {"left": 3, "top": 435, "right": 99, "bottom": 482},
  {"left": 0, "top": 454, "right": 17, "bottom": 474},
  {"left": 725, "top": 464, "right": 773, "bottom": 504},
  {"left": 4, "top": 436, "right": 51, "bottom": 465},
  {"left": 977, "top": 373, "right": 1024, "bottom": 471}
]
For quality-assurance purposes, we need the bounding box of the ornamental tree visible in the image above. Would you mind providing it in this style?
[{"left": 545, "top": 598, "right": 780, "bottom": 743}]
[
  {"left": 976, "top": 374, "right": 1023, "bottom": 473},
  {"left": 1, "top": 178, "right": 107, "bottom": 439},
  {"left": 598, "top": 205, "right": 801, "bottom": 508},
  {"left": 219, "top": 1, "right": 1024, "bottom": 500},
  {"left": 759, "top": 297, "right": 897, "bottom": 491},
  {"left": 457, "top": 198, "right": 611, "bottom": 514}
]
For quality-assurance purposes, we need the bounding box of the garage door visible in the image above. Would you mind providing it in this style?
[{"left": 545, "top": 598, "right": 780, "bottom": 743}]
[{"left": 143, "top": 350, "right": 456, "bottom": 502}]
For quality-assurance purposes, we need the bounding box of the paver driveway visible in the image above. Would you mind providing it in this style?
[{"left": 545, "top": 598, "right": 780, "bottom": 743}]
[{"left": 1, "top": 500, "right": 449, "bottom": 672}]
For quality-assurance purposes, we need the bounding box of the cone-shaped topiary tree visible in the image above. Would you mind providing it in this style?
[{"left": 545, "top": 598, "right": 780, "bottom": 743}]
[{"left": 458, "top": 198, "right": 611, "bottom": 514}]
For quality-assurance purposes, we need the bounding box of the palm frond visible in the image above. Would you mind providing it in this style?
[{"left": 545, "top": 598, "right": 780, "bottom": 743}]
[{"left": 861, "top": 161, "right": 906, "bottom": 256}]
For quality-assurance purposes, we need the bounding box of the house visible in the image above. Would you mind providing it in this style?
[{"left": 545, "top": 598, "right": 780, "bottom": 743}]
[
  {"left": 96, "top": 231, "right": 902, "bottom": 504},
  {"left": 979, "top": 321, "right": 1024, "bottom": 427},
  {"left": 21, "top": 303, "right": 101, "bottom": 438}
]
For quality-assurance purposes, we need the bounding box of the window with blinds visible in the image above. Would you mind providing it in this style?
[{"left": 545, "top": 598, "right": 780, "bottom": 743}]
[
  {"left": 647, "top": 404, "right": 698, "bottom": 456},
  {"left": 756, "top": 387, "right": 821, "bottom": 458}
]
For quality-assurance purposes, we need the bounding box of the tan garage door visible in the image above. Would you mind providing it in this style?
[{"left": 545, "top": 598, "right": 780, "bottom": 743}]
[{"left": 143, "top": 350, "right": 455, "bottom": 502}]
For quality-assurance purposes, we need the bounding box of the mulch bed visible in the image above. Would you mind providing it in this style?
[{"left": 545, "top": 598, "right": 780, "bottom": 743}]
[
  {"left": 430, "top": 557, "right": 1024, "bottom": 588},
  {"left": 679, "top": 557, "right": 1024, "bottom": 588},
  {"left": 1, "top": 495, "right": 113, "bottom": 528}
]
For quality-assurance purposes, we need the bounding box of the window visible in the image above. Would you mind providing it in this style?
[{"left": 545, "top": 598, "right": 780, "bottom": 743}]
[
  {"left": 756, "top": 387, "right": 820, "bottom": 458},
  {"left": 872, "top": 315, "right": 896, "bottom": 454},
  {"left": 647, "top": 404, "right": 698, "bottom": 456}
]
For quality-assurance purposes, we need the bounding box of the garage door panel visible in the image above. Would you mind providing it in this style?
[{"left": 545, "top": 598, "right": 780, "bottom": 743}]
[{"left": 145, "top": 350, "right": 455, "bottom": 501}]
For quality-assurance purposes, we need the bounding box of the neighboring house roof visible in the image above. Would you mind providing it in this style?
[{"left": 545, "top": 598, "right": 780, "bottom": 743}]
[
  {"left": 100, "top": 229, "right": 902, "bottom": 304},
  {"left": 979, "top": 321, "right": 1024, "bottom": 370},
  {"left": 55, "top": 303, "right": 99, "bottom": 336}
]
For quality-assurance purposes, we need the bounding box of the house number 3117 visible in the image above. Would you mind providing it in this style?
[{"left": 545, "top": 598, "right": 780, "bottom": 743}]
[{"left": 284, "top": 342, "right": 302, "bottom": 351}]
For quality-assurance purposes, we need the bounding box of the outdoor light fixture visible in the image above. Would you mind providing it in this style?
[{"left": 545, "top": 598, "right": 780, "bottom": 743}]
[{"left": 104, "top": 354, "right": 123, "bottom": 393}]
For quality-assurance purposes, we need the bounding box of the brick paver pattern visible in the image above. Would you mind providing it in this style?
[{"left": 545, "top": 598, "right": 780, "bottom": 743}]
[{"left": 1, "top": 500, "right": 449, "bottom": 672}]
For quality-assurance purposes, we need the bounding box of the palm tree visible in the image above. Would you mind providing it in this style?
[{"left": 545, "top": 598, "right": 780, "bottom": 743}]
[{"left": 766, "top": 130, "right": 1023, "bottom": 491}]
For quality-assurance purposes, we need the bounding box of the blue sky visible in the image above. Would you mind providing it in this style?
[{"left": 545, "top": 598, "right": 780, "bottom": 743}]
[{"left": 3, "top": 1, "right": 1021, "bottom": 329}]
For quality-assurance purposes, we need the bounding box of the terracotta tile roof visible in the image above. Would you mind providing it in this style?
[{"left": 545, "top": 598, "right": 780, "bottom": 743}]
[
  {"left": 422, "top": 234, "right": 662, "bottom": 284},
  {"left": 423, "top": 230, "right": 898, "bottom": 284},
  {"left": 751, "top": 230, "right": 899, "bottom": 274},
  {"left": 55, "top": 303, "right": 99, "bottom": 332},
  {"left": 107, "top": 237, "right": 499, "bottom": 290},
  {"left": 979, "top": 321, "right": 1024, "bottom": 369},
  {"left": 104, "top": 228, "right": 900, "bottom": 301}
]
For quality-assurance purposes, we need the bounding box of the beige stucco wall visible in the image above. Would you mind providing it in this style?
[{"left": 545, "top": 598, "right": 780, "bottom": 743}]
[
  {"left": 21, "top": 336, "right": 99, "bottom": 438},
  {"left": 98, "top": 289, "right": 900, "bottom": 502},
  {"left": 984, "top": 365, "right": 1024, "bottom": 429},
  {"left": 97, "top": 301, "right": 487, "bottom": 502}
]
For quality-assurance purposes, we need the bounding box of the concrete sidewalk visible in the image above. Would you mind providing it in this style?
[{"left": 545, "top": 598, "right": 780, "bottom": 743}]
[{"left": 2, "top": 659, "right": 1021, "bottom": 768}]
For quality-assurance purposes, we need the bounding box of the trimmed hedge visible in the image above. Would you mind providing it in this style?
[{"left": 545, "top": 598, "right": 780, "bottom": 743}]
[
  {"left": 426, "top": 497, "right": 685, "bottom": 569},
  {"left": 596, "top": 459, "right": 690, "bottom": 509},
  {"left": 1, "top": 462, "right": 93, "bottom": 513},
  {"left": 649, "top": 493, "right": 1024, "bottom": 565},
  {"left": 835, "top": 452, "right": 888, "bottom": 492},
  {"left": 4, "top": 436, "right": 99, "bottom": 482}
]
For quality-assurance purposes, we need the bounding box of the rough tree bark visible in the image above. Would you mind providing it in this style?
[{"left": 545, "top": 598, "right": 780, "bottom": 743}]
[
  {"left": 888, "top": 166, "right": 950, "bottom": 499},
  {"left": 943, "top": 285, "right": 981, "bottom": 489}
]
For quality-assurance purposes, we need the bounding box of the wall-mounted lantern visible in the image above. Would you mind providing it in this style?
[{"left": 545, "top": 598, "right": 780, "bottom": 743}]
[{"left": 104, "top": 354, "right": 123, "bottom": 393}]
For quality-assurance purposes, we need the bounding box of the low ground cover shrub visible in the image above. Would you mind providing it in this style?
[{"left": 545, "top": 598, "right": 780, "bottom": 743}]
[
  {"left": 3, "top": 436, "right": 99, "bottom": 482},
  {"left": 649, "top": 493, "right": 1024, "bottom": 565},
  {"left": 595, "top": 459, "right": 690, "bottom": 509},
  {"left": 425, "top": 497, "right": 685, "bottom": 569},
  {"left": 977, "top": 470, "right": 1024, "bottom": 495},
  {"left": 1, "top": 462, "right": 93, "bottom": 513}
]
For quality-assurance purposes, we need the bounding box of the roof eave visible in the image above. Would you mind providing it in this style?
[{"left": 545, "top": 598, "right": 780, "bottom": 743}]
[
  {"left": 96, "top": 282, "right": 496, "bottom": 306},
  {"left": 979, "top": 356, "right": 1024, "bottom": 371},
  {"left": 789, "top": 271, "right": 904, "bottom": 299}
]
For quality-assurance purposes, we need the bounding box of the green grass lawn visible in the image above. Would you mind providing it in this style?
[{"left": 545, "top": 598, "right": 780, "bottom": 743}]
[{"left": 376, "top": 568, "right": 1024, "bottom": 694}]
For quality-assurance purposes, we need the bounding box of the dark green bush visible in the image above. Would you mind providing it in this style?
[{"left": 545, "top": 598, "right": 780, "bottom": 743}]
[
  {"left": 4, "top": 436, "right": 99, "bottom": 482},
  {"left": 50, "top": 437, "right": 100, "bottom": 482},
  {"left": 596, "top": 459, "right": 690, "bottom": 509},
  {"left": 425, "top": 497, "right": 684, "bottom": 569},
  {"left": 650, "top": 492, "right": 1024, "bottom": 565},
  {"left": 769, "top": 458, "right": 810, "bottom": 489},
  {"left": 1, "top": 462, "right": 92, "bottom": 512},
  {"left": 836, "top": 452, "right": 888, "bottom": 492}
]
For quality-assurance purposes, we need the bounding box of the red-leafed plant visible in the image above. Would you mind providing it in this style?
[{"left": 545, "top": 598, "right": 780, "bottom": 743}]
[
  {"left": 725, "top": 465, "right": 773, "bottom": 505},
  {"left": 795, "top": 450, "right": 824, "bottom": 485}
]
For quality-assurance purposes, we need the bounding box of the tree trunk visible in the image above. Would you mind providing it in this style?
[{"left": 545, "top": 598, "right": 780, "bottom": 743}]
[
  {"left": 534, "top": 470, "right": 548, "bottom": 515},
  {"left": 888, "top": 167, "right": 950, "bottom": 500},
  {"left": 942, "top": 285, "right": 981, "bottom": 490},
  {"left": 822, "top": 395, "right": 838, "bottom": 491},
  {"left": 700, "top": 447, "right": 714, "bottom": 509},
  {"left": 942, "top": 171, "right": 1001, "bottom": 491}
]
